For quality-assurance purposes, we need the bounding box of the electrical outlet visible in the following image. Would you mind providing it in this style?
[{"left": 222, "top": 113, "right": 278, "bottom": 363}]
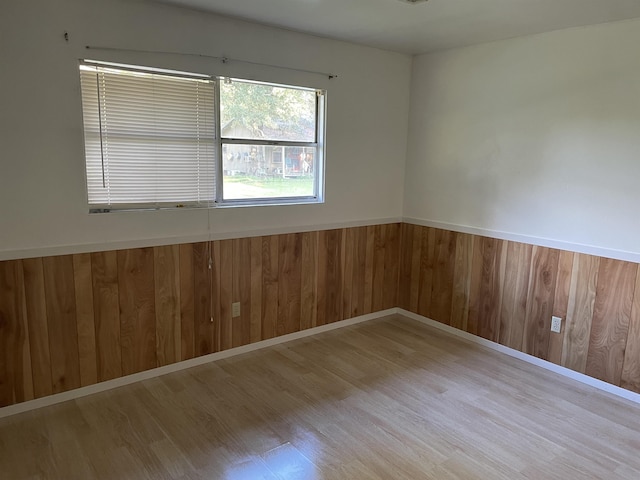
[
  {"left": 232, "top": 302, "right": 241, "bottom": 318},
  {"left": 551, "top": 316, "right": 562, "bottom": 333}
]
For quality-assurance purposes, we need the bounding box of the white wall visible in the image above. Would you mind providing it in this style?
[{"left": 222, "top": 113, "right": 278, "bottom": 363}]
[
  {"left": 404, "top": 19, "right": 640, "bottom": 260},
  {"left": 0, "top": 0, "right": 411, "bottom": 260}
]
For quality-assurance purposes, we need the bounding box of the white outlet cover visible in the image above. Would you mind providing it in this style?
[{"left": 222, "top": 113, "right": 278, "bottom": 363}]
[
  {"left": 551, "top": 316, "right": 562, "bottom": 333},
  {"left": 232, "top": 302, "right": 241, "bottom": 318}
]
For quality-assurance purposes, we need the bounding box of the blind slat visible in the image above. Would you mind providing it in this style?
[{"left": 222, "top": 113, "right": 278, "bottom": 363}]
[{"left": 80, "top": 65, "right": 216, "bottom": 207}]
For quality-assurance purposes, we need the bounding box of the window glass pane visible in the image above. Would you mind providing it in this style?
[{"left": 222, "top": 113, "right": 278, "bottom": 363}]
[
  {"left": 220, "top": 80, "right": 316, "bottom": 142},
  {"left": 222, "top": 144, "right": 316, "bottom": 200}
]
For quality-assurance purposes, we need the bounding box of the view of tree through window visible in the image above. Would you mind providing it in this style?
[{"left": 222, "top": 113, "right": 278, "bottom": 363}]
[{"left": 220, "top": 79, "right": 320, "bottom": 200}]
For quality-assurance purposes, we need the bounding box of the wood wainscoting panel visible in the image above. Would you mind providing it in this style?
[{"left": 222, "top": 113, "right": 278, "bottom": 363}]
[
  {"left": 469, "top": 236, "right": 506, "bottom": 343},
  {"left": 91, "top": 251, "right": 122, "bottom": 383},
  {"left": 498, "top": 241, "right": 533, "bottom": 351},
  {"left": 43, "top": 255, "right": 81, "bottom": 393},
  {"left": 194, "top": 241, "right": 216, "bottom": 356},
  {"left": 154, "top": 245, "right": 181, "bottom": 367},
  {"left": 416, "top": 226, "right": 436, "bottom": 319},
  {"left": 300, "top": 231, "right": 318, "bottom": 329},
  {"left": 371, "top": 225, "right": 385, "bottom": 313},
  {"left": 398, "top": 223, "right": 414, "bottom": 312},
  {"left": 250, "top": 236, "right": 264, "bottom": 341},
  {"left": 234, "top": 237, "right": 253, "bottom": 346},
  {"left": 586, "top": 258, "right": 637, "bottom": 385},
  {"left": 350, "top": 227, "right": 368, "bottom": 319},
  {"left": 621, "top": 267, "right": 640, "bottom": 391},
  {"left": 22, "top": 257, "right": 53, "bottom": 398},
  {"left": 117, "top": 248, "right": 157, "bottom": 376},
  {"left": 277, "top": 234, "right": 302, "bottom": 337},
  {"left": 400, "top": 223, "right": 640, "bottom": 395},
  {"left": 342, "top": 227, "right": 355, "bottom": 319},
  {"left": 178, "top": 243, "right": 196, "bottom": 361},
  {"left": 0, "top": 224, "right": 402, "bottom": 408},
  {"left": 547, "top": 250, "right": 574, "bottom": 365},
  {"left": 0, "top": 260, "right": 33, "bottom": 407},
  {"left": 561, "top": 253, "right": 599, "bottom": 373},
  {"left": 72, "top": 253, "right": 98, "bottom": 387},
  {"left": 261, "top": 235, "right": 279, "bottom": 340},
  {"left": 382, "top": 223, "right": 400, "bottom": 310},
  {"left": 7, "top": 221, "right": 640, "bottom": 406},
  {"left": 522, "top": 246, "right": 559, "bottom": 360},
  {"left": 430, "top": 228, "right": 456, "bottom": 325},
  {"left": 450, "top": 232, "right": 473, "bottom": 332},
  {"left": 364, "top": 225, "right": 376, "bottom": 315}
]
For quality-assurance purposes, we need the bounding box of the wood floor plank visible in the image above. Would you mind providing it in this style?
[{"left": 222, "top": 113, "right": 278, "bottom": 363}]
[
  {"left": 72, "top": 253, "right": 98, "bottom": 387},
  {"left": 178, "top": 244, "right": 195, "bottom": 361},
  {"left": 43, "top": 255, "right": 81, "bottom": 393},
  {"left": 154, "top": 245, "right": 181, "bottom": 367},
  {"left": 498, "top": 242, "right": 532, "bottom": 351},
  {"left": 91, "top": 251, "right": 122, "bottom": 382},
  {"left": 621, "top": 267, "right": 640, "bottom": 393},
  {"left": 22, "top": 257, "right": 53, "bottom": 398},
  {"left": 548, "top": 250, "right": 574, "bottom": 365},
  {"left": 561, "top": 254, "right": 599, "bottom": 373},
  {"left": 522, "top": 246, "right": 559, "bottom": 360},
  {"left": 117, "top": 248, "right": 157, "bottom": 375},
  {"left": 586, "top": 259, "right": 638, "bottom": 385}
]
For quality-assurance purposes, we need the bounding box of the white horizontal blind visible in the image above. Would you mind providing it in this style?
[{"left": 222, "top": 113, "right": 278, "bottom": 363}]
[{"left": 79, "top": 64, "right": 216, "bottom": 208}]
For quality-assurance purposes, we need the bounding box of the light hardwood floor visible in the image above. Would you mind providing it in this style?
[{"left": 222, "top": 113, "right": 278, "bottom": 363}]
[{"left": 1, "top": 314, "right": 640, "bottom": 479}]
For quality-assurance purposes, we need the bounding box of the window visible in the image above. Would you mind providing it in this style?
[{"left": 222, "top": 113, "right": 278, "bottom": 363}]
[{"left": 79, "top": 61, "right": 325, "bottom": 211}]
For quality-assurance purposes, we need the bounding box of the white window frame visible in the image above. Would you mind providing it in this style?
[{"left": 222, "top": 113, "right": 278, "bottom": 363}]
[
  {"left": 217, "top": 78, "right": 326, "bottom": 207},
  {"left": 79, "top": 60, "right": 326, "bottom": 212}
]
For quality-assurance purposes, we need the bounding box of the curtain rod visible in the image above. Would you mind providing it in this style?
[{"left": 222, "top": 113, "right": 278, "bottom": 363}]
[{"left": 84, "top": 45, "right": 338, "bottom": 80}]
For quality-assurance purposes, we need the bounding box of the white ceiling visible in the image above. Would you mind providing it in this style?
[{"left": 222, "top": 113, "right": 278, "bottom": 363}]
[{"left": 153, "top": 0, "right": 640, "bottom": 54}]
